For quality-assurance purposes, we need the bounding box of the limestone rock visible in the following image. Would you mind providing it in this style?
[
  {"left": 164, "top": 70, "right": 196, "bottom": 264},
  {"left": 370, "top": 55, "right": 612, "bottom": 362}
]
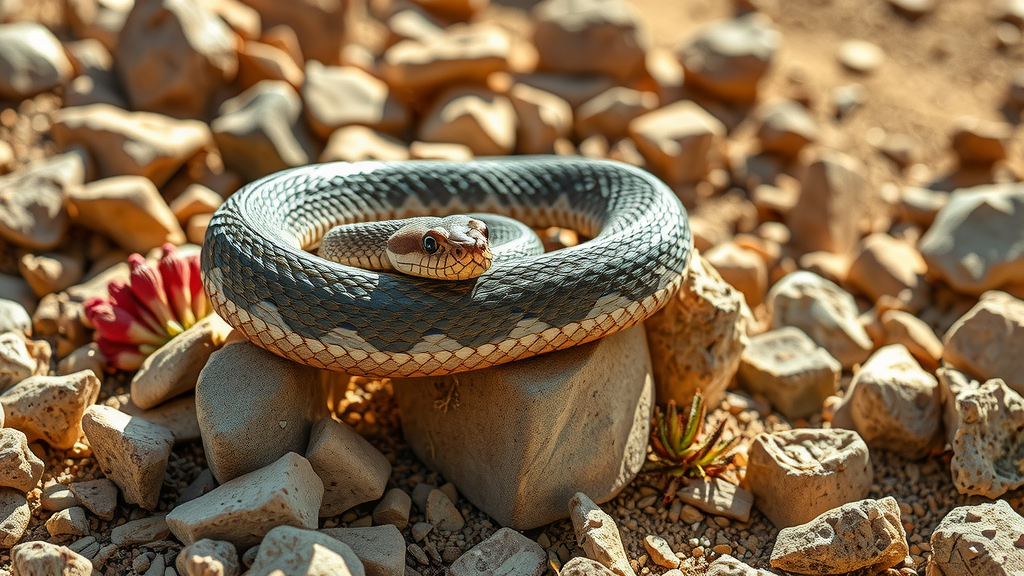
[
  {"left": 949, "top": 378, "right": 1024, "bottom": 497},
  {"left": 0, "top": 429, "right": 43, "bottom": 493},
  {"left": 383, "top": 24, "right": 510, "bottom": 93},
  {"left": 880, "top": 310, "right": 943, "bottom": 372},
  {"left": 115, "top": 0, "right": 237, "bottom": 119},
  {"left": 236, "top": 0, "right": 347, "bottom": 65},
  {"left": 236, "top": 40, "right": 304, "bottom": 91},
  {"left": 918, "top": 183, "right": 1024, "bottom": 295},
  {"left": 449, "top": 527, "right": 546, "bottom": 576},
  {"left": 169, "top": 183, "right": 224, "bottom": 227},
  {"left": 306, "top": 417, "right": 390, "bottom": 517},
  {"left": 704, "top": 242, "right": 768, "bottom": 308},
  {"left": 372, "top": 488, "right": 412, "bottom": 530},
  {"left": 390, "top": 325, "right": 652, "bottom": 529},
  {"left": 787, "top": 150, "right": 869, "bottom": 256},
  {"left": 419, "top": 87, "right": 516, "bottom": 156},
  {"left": 166, "top": 452, "right": 324, "bottom": 548},
  {"left": 0, "top": 22, "right": 73, "bottom": 99},
  {"left": 513, "top": 72, "right": 616, "bottom": 108},
  {"left": 176, "top": 538, "right": 241, "bottom": 576},
  {"left": 0, "top": 488, "right": 30, "bottom": 548},
  {"left": 673, "top": 476, "right": 752, "bottom": 522},
  {"left": 755, "top": 100, "right": 817, "bottom": 159},
  {"left": 320, "top": 525, "right": 405, "bottom": 576},
  {"left": 303, "top": 63, "right": 408, "bottom": 138},
  {"left": 677, "top": 13, "right": 780, "bottom": 103},
  {"left": 569, "top": 493, "right": 636, "bottom": 576},
  {"left": 45, "top": 507, "right": 89, "bottom": 537},
  {"left": 82, "top": 405, "right": 174, "bottom": 510},
  {"left": 576, "top": 88, "right": 658, "bottom": 142},
  {"left": 196, "top": 341, "right": 329, "bottom": 483},
  {"left": 707, "top": 555, "right": 777, "bottom": 576},
  {"left": 770, "top": 497, "right": 908, "bottom": 574},
  {"left": 738, "top": 327, "right": 840, "bottom": 419},
  {"left": 943, "top": 291, "right": 1024, "bottom": 394},
  {"left": 746, "top": 428, "right": 872, "bottom": 528},
  {"left": 628, "top": 101, "right": 725, "bottom": 184},
  {"left": 211, "top": 80, "right": 320, "bottom": 181},
  {"left": 0, "top": 167, "right": 71, "bottom": 251},
  {"left": 643, "top": 535, "right": 678, "bottom": 569},
  {"left": 249, "top": 526, "right": 365, "bottom": 576},
  {"left": 64, "top": 38, "right": 127, "bottom": 108},
  {"left": 0, "top": 300, "right": 31, "bottom": 336},
  {"left": 68, "top": 478, "right": 118, "bottom": 521},
  {"left": 767, "top": 271, "right": 873, "bottom": 369},
  {"left": 1, "top": 371, "right": 101, "bottom": 450},
  {"left": 532, "top": 0, "right": 648, "bottom": 82},
  {"left": 40, "top": 482, "right": 79, "bottom": 512},
  {"left": 119, "top": 393, "right": 202, "bottom": 443},
  {"left": 67, "top": 176, "right": 186, "bottom": 253},
  {"left": 19, "top": 252, "right": 84, "bottom": 298},
  {"left": 847, "top": 233, "right": 928, "bottom": 308},
  {"left": 10, "top": 541, "right": 93, "bottom": 576},
  {"left": 927, "top": 500, "right": 1024, "bottom": 576},
  {"left": 646, "top": 255, "right": 751, "bottom": 408},
  {"left": 951, "top": 116, "right": 1011, "bottom": 166},
  {"left": 0, "top": 332, "right": 37, "bottom": 392},
  {"left": 320, "top": 127, "right": 410, "bottom": 163},
  {"left": 508, "top": 83, "right": 572, "bottom": 155},
  {"left": 836, "top": 40, "right": 885, "bottom": 74},
  {"left": 425, "top": 489, "right": 464, "bottom": 531},
  {"left": 560, "top": 558, "right": 617, "bottom": 576},
  {"left": 110, "top": 514, "right": 169, "bottom": 545},
  {"left": 52, "top": 104, "right": 213, "bottom": 187}
]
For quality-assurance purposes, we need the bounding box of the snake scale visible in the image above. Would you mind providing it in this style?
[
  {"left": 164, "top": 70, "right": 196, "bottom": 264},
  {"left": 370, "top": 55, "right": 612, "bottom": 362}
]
[{"left": 201, "top": 156, "right": 693, "bottom": 377}]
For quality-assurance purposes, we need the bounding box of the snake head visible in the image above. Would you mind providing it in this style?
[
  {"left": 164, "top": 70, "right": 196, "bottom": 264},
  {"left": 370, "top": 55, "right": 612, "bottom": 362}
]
[{"left": 387, "top": 215, "right": 493, "bottom": 280}]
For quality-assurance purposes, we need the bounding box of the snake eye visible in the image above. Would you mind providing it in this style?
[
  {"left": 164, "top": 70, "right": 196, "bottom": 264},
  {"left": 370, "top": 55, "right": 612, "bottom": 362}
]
[{"left": 422, "top": 235, "right": 438, "bottom": 254}]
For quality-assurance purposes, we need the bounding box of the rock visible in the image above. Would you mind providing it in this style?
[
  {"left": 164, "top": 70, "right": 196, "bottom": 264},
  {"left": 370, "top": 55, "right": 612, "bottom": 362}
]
[
  {"left": 65, "top": 0, "right": 131, "bottom": 52},
  {"left": 196, "top": 341, "right": 330, "bottom": 483},
  {"left": 0, "top": 300, "right": 31, "bottom": 336},
  {"left": 513, "top": 72, "right": 616, "bottom": 109},
  {"left": 746, "top": 428, "right": 872, "bottom": 528},
  {"left": 66, "top": 176, "right": 186, "bottom": 253},
  {"left": 755, "top": 100, "right": 817, "bottom": 159},
  {"left": 847, "top": 233, "right": 928, "bottom": 308},
  {"left": 645, "top": 255, "right": 751, "bottom": 409},
  {"left": 302, "top": 63, "right": 408, "bottom": 138},
  {"left": 0, "top": 488, "right": 30, "bottom": 547},
  {"left": 673, "top": 477, "right": 752, "bottom": 522},
  {"left": 628, "top": 100, "right": 725, "bottom": 184},
  {"left": 320, "top": 525, "right": 405, "bottom": 576},
  {"left": 575, "top": 88, "right": 658, "bottom": 142},
  {"left": 770, "top": 497, "right": 908, "bottom": 574},
  {"left": 705, "top": 242, "right": 768, "bottom": 308},
  {"left": 419, "top": 87, "right": 516, "bottom": 156},
  {"left": 408, "top": 141, "right": 474, "bottom": 161},
  {"left": 320, "top": 127, "right": 410, "bottom": 163},
  {"left": 235, "top": 40, "right": 305, "bottom": 91},
  {"left": 211, "top": 80, "right": 319, "bottom": 182},
  {"left": 19, "top": 252, "right": 85, "bottom": 298},
  {"left": 115, "top": 0, "right": 237, "bottom": 119},
  {"left": 373, "top": 488, "right": 412, "bottom": 530},
  {"left": 177, "top": 538, "right": 241, "bottom": 576},
  {"left": 949, "top": 378, "right": 1024, "bottom": 497},
  {"left": 82, "top": 405, "right": 174, "bottom": 510},
  {"left": 64, "top": 38, "right": 127, "bottom": 108},
  {"left": 951, "top": 116, "right": 1011, "bottom": 166},
  {"left": 898, "top": 187, "right": 946, "bottom": 228},
  {"left": 508, "top": 83, "right": 572, "bottom": 155},
  {"left": 737, "top": 327, "right": 840, "bottom": 420},
  {"left": 410, "top": 522, "right": 432, "bottom": 542},
  {"left": 110, "top": 514, "right": 169, "bottom": 545},
  {"left": 166, "top": 452, "right": 323, "bottom": 548},
  {"left": 767, "top": 271, "right": 873, "bottom": 369},
  {"left": 943, "top": 291, "right": 1024, "bottom": 393},
  {"left": 425, "top": 489, "right": 464, "bottom": 531},
  {"left": 1, "top": 371, "right": 101, "bottom": 450},
  {"left": 40, "top": 482, "right": 79, "bottom": 512},
  {"left": 918, "top": 184, "right": 1024, "bottom": 295},
  {"left": 887, "top": 0, "right": 934, "bottom": 17},
  {"left": 52, "top": 104, "right": 213, "bottom": 187},
  {"left": 643, "top": 535, "right": 678, "bottom": 569},
  {"left": 120, "top": 393, "right": 202, "bottom": 443},
  {"left": 0, "top": 174, "right": 71, "bottom": 252},
  {"left": 68, "top": 479, "right": 118, "bottom": 521},
  {"left": 706, "top": 555, "right": 776, "bottom": 575},
  {"left": 236, "top": 0, "right": 346, "bottom": 65},
  {"left": 832, "top": 344, "right": 942, "bottom": 458},
  {"left": 249, "top": 526, "right": 364, "bottom": 576},
  {"left": 383, "top": 24, "right": 510, "bottom": 93},
  {"left": 385, "top": 5, "right": 445, "bottom": 46},
  {"left": 0, "top": 332, "right": 37, "bottom": 392},
  {"left": 45, "top": 507, "right": 90, "bottom": 537},
  {"left": 305, "top": 417, "right": 390, "bottom": 517},
  {"left": 10, "top": 541, "right": 93, "bottom": 575},
  {"left": 880, "top": 310, "right": 942, "bottom": 371},
  {"left": 836, "top": 40, "right": 884, "bottom": 73},
  {"left": 169, "top": 184, "right": 223, "bottom": 227},
  {"left": 131, "top": 314, "right": 232, "bottom": 410},
  {"left": 560, "top": 557, "right": 617, "bottom": 576},
  {"left": 677, "top": 13, "right": 779, "bottom": 102},
  {"left": 187, "top": 214, "right": 213, "bottom": 245},
  {"left": 0, "top": 22, "right": 73, "bottom": 99},
  {"left": 448, "top": 527, "right": 546, "bottom": 576},
  {"left": 787, "top": 150, "right": 869, "bottom": 256},
  {"left": 390, "top": 325, "right": 652, "bottom": 529},
  {"left": 569, "top": 493, "right": 635, "bottom": 576},
  {"left": 927, "top": 500, "right": 1024, "bottom": 576},
  {"left": 532, "top": 0, "right": 647, "bottom": 82},
  {"left": 0, "top": 428, "right": 43, "bottom": 493}
]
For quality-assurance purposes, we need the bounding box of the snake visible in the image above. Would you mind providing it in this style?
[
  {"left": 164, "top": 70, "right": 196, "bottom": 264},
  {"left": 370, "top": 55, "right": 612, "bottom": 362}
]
[{"left": 200, "top": 156, "right": 693, "bottom": 378}]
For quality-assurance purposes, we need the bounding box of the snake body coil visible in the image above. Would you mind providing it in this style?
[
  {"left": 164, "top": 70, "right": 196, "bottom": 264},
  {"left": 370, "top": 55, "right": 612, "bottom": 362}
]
[{"left": 201, "top": 157, "right": 692, "bottom": 377}]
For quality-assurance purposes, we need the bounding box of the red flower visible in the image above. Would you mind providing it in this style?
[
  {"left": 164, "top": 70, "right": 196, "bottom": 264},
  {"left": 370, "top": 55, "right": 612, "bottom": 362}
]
[
  {"left": 107, "top": 279, "right": 164, "bottom": 336},
  {"left": 127, "top": 254, "right": 184, "bottom": 336},
  {"left": 95, "top": 339, "right": 150, "bottom": 372},
  {"left": 84, "top": 298, "right": 166, "bottom": 346},
  {"left": 159, "top": 243, "right": 196, "bottom": 328},
  {"left": 186, "top": 253, "right": 209, "bottom": 320}
]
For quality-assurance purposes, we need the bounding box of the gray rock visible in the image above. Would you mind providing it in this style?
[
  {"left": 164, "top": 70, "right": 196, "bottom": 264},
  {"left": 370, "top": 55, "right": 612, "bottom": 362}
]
[
  {"left": 787, "top": 150, "right": 869, "bottom": 256},
  {"left": 110, "top": 515, "right": 169, "bottom": 546},
  {"left": 943, "top": 290, "right": 1024, "bottom": 395},
  {"left": 673, "top": 476, "right": 752, "bottom": 523},
  {"left": 249, "top": 526, "right": 365, "bottom": 576},
  {"left": 677, "top": 13, "right": 780, "bottom": 102},
  {"left": 321, "top": 525, "right": 405, "bottom": 576},
  {"left": 68, "top": 478, "right": 118, "bottom": 521},
  {"left": 372, "top": 488, "right": 412, "bottom": 530},
  {"left": 0, "top": 22, "right": 73, "bottom": 99},
  {"left": 738, "top": 327, "right": 840, "bottom": 419},
  {"left": 927, "top": 500, "right": 1024, "bottom": 576},
  {"left": 449, "top": 527, "right": 546, "bottom": 576},
  {"left": 949, "top": 378, "right": 1024, "bottom": 498},
  {"left": 425, "top": 489, "right": 464, "bottom": 532},
  {"left": 306, "top": 417, "right": 392, "bottom": 517}
]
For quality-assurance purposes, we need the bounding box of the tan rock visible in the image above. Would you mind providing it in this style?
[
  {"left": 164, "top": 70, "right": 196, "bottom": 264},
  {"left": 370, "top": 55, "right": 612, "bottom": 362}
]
[
  {"left": 677, "top": 14, "right": 779, "bottom": 103},
  {"left": 705, "top": 242, "right": 768, "bottom": 308},
  {"left": 320, "top": 525, "right": 404, "bottom": 576},
  {"left": 19, "top": 252, "right": 84, "bottom": 298},
  {"left": 10, "top": 541, "right": 93, "bottom": 575},
  {"left": 408, "top": 141, "right": 474, "bottom": 161},
  {"left": 951, "top": 116, "right": 1010, "bottom": 166},
  {"left": 236, "top": 0, "right": 347, "bottom": 65},
  {"left": 52, "top": 104, "right": 213, "bottom": 187},
  {"left": 0, "top": 22, "right": 73, "bottom": 99},
  {"left": 115, "top": 0, "right": 237, "bottom": 119},
  {"left": 303, "top": 62, "right": 409, "bottom": 138},
  {"left": 0, "top": 428, "right": 43, "bottom": 492},
  {"left": 206, "top": 0, "right": 260, "bottom": 40},
  {"left": 65, "top": 0, "right": 132, "bottom": 53},
  {"left": 706, "top": 555, "right": 777, "bottom": 575},
  {"left": 166, "top": 452, "right": 324, "bottom": 548},
  {"left": 64, "top": 38, "right": 127, "bottom": 109},
  {"left": 949, "top": 378, "right": 1024, "bottom": 497},
  {"left": 746, "top": 428, "right": 873, "bottom": 528},
  {"left": 177, "top": 538, "right": 241, "bottom": 576},
  {"left": 383, "top": 24, "right": 510, "bottom": 93},
  {"left": 0, "top": 488, "right": 30, "bottom": 547},
  {"left": 425, "top": 489, "right": 464, "bottom": 531},
  {"left": 110, "top": 514, "right": 169, "bottom": 545},
  {"left": 0, "top": 168, "right": 72, "bottom": 251},
  {"left": 67, "top": 175, "right": 185, "bottom": 253},
  {"left": 196, "top": 341, "right": 330, "bottom": 483},
  {"left": 880, "top": 310, "right": 943, "bottom": 371},
  {"left": 673, "top": 477, "right": 752, "bottom": 522},
  {"left": 943, "top": 291, "right": 1024, "bottom": 394},
  {"left": 645, "top": 254, "right": 751, "bottom": 409},
  {"left": 513, "top": 72, "right": 616, "bottom": 108},
  {"left": 532, "top": 0, "right": 647, "bottom": 82},
  {"left": 836, "top": 39, "right": 885, "bottom": 73},
  {"left": 306, "top": 417, "right": 391, "bottom": 517},
  {"left": 68, "top": 478, "right": 118, "bottom": 521},
  {"left": 45, "top": 507, "right": 89, "bottom": 538},
  {"left": 418, "top": 87, "right": 516, "bottom": 156},
  {"left": 320, "top": 126, "right": 410, "bottom": 163},
  {"left": 927, "top": 500, "right": 1024, "bottom": 576},
  {"left": 643, "top": 535, "right": 678, "bottom": 569},
  {"left": 449, "top": 527, "right": 546, "bottom": 576},
  {"left": 738, "top": 327, "right": 841, "bottom": 419},
  {"left": 569, "top": 493, "right": 635, "bottom": 576},
  {"left": 235, "top": 40, "right": 304, "bottom": 91},
  {"left": 0, "top": 332, "right": 37, "bottom": 392},
  {"left": 628, "top": 100, "right": 725, "bottom": 184},
  {"left": 372, "top": 488, "right": 412, "bottom": 531},
  {"left": 250, "top": 525, "right": 365, "bottom": 576},
  {"left": 576, "top": 88, "right": 658, "bottom": 142},
  {"left": 120, "top": 393, "right": 202, "bottom": 444},
  {"left": 770, "top": 497, "right": 908, "bottom": 574},
  {"left": 0, "top": 276, "right": 35, "bottom": 319},
  {"left": 508, "top": 83, "right": 572, "bottom": 155},
  {"left": 847, "top": 233, "right": 928, "bottom": 308},
  {"left": 1, "top": 371, "right": 101, "bottom": 450},
  {"left": 169, "top": 183, "right": 224, "bottom": 227},
  {"left": 82, "top": 405, "right": 174, "bottom": 510},
  {"left": 755, "top": 100, "right": 817, "bottom": 159},
  {"left": 0, "top": 300, "right": 32, "bottom": 336},
  {"left": 187, "top": 214, "right": 213, "bottom": 245},
  {"left": 560, "top": 557, "right": 617, "bottom": 576},
  {"left": 787, "top": 150, "right": 869, "bottom": 256},
  {"left": 40, "top": 482, "right": 79, "bottom": 512}
]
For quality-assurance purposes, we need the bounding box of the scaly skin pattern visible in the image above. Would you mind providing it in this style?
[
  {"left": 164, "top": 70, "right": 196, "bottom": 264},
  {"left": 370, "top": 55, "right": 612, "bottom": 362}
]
[{"left": 201, "top": 156, "right": 693, "bottom": 377}]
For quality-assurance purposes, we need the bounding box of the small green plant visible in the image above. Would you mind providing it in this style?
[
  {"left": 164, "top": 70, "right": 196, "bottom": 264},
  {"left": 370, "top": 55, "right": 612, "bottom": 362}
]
[{"left": 645, "top": 390, "right": 737, "bottom": 501}]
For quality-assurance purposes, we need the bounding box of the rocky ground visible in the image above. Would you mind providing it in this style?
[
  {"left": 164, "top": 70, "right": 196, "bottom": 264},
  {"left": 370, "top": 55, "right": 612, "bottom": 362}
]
[{"left": 1, "top": 0, "right": 1024, "bottom": 575}]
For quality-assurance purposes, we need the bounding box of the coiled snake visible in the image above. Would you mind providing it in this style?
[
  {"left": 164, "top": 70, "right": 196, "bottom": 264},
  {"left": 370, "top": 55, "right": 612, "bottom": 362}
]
[{"left": 201, "top": 157, "right": 693, "bottom": 377}]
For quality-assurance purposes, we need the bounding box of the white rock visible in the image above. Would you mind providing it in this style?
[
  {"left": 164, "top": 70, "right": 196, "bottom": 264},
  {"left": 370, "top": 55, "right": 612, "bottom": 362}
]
[
  {"left": 0, "top": 428, "right": 43, "bottom": 492},
  {"left": 1, "top": 370, "right": 100, "bottom": 450},
  {"left": 706, "top": 555, "right": 776, "bottom": 575},
  {"left": 10, "top": 541, "right": 93, "bottom": 575},
  {"left": 950, "top": 378, "right": 1024, "bottom": 498},
  {"left": 673, "top": 477, "right": 752, "bottom": 522},
  {"left": 176, "top": 538, "right": 241, "bottom": 576},
  {"left": 0, "top": 299, "right": 31, "bottom": 336},
  {"left": 306, "top": 417, "right": 391, "bottom": 517},
  {"left": 110, "top": 514, "right": 169, "bottom": 546},
  {"left": 927, "top": 500, "right": 1024, "bottom": 576},
  {"left": 45, "top": 506, "right": 89, "bottom": 537},
  {"left": 0, "top": 22, "right": 73, "bottom": 99},
  {"left": 166, "top": 452, "right": 324, "bottom": 549},
  {"left": 568, "top": 493, "right": 636, "bottom": 576},
  {"left": 40, "top": 482, "right": 79, "bottom": 512},
  {"left": 320, "top": 525, "right": 405, "bottom": 576},
  {"left": 82, "top": 405, "right": 174, "bottom": 510},
  {"left": 943, "top": 290, "right": 1024, "bottom": 395},
  {"left": 737, "top": 327, "right": 840, "bottom": 419},
  {"left": 560, "top": 557, "right": 617, "bottom": 576},
  {"left": 249, "top": 525, "right": 365, "bottom": 576},
  {"left": 643, "top": 535, "right": 678, "bottom": 569},
  {"left": 449, "top": 527, "right": 546, "bottom": 576},
  {"left": 0, "top": 332, "right": 38, "bottom": 393}
]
